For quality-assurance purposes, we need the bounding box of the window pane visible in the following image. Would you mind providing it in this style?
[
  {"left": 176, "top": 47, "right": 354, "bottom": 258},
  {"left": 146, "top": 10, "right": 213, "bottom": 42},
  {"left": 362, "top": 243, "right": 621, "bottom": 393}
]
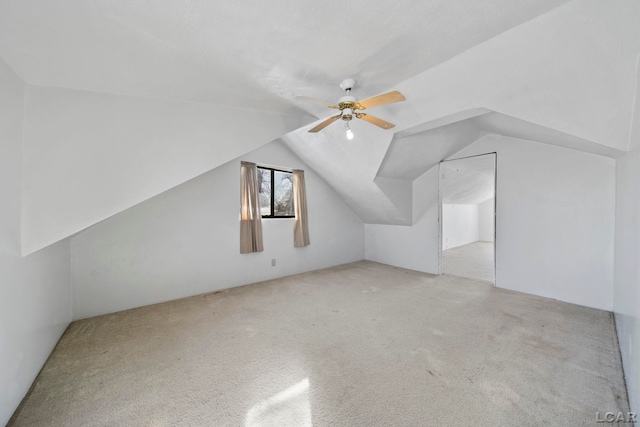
[
  {"left": 274, "top": 171, "right": 294, "bottom": 216},
  {"left": 258, "top": 168, "right": 271, "bottom": 216}
]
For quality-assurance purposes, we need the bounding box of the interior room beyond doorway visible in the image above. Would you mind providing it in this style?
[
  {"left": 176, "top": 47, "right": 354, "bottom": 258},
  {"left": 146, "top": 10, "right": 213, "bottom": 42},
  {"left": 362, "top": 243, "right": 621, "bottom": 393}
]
[{"left": 440, "top": 153, "right": 496, "bottom": 284}]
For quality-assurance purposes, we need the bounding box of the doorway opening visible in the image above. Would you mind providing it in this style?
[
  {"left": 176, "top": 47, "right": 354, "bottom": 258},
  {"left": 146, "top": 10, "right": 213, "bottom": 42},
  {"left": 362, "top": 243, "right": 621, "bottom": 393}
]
[{"left": 439, "top": 153, "right": 496, "bottom": 285}]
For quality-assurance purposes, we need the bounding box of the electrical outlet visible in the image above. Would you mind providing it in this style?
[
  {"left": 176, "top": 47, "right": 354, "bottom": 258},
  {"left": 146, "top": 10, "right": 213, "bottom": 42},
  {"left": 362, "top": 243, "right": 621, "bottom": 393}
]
[{"left": 271, "top": 259, "right": 276, "bottom": 267}]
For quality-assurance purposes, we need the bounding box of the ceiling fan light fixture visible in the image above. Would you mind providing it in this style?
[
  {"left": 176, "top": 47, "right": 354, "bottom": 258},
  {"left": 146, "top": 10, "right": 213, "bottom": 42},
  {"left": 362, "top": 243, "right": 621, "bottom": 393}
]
[{"left": 345, "top": 122, "right": 354, "bottom": 140}]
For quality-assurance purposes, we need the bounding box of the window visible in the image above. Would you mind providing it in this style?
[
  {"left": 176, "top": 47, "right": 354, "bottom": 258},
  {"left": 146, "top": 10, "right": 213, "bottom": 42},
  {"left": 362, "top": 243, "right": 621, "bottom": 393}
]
[{"left": 258, "top": 166, "right": 295, "bottom": 218}]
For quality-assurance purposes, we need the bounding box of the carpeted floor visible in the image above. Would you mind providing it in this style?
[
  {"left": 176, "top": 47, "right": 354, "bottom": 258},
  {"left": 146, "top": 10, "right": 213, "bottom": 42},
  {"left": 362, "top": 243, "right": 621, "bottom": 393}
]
[
  {"left": 443, "top": 241, "right": 495, "bottom": 283},
  {"left": 9, "top": 261, "right": 628, "bottom": 426}
]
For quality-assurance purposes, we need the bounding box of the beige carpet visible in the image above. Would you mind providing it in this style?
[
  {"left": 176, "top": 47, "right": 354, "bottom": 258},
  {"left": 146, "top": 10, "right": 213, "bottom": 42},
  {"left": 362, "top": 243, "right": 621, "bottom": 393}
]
[
  {"left": 9, "top": 261, "right": 628, "bottom": 426},
  {"left": 443, "top": 241, "right": 495, "bottom": 283}
]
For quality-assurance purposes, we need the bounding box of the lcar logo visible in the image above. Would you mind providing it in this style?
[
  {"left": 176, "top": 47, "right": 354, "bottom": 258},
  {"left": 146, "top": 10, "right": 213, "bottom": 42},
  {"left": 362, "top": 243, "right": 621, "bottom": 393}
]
[{"left": 595, "top": 412, "right": 637, "bottom": 423}]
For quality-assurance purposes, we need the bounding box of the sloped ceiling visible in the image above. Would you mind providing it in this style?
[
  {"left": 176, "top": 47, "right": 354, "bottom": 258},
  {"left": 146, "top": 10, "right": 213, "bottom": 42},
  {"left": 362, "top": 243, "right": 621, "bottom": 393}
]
[
  {"left": 0, "top": 0, "right": 565, "bottom": 111},
  {"left": 1, "top": 0, "right": 639, "bottom": 253},
  {"left": 442, "top": 155, "right": 495, "bottom": 205}
]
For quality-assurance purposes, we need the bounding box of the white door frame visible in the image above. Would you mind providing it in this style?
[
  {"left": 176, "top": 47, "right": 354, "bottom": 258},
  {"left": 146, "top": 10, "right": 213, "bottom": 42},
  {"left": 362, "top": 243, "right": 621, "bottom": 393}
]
[{"left": 438, "top": 152, "right": 497, "bottom": 286}]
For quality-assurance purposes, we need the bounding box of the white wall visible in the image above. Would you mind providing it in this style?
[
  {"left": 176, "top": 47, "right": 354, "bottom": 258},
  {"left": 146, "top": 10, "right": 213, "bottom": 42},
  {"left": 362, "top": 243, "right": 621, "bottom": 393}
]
[
  {"left": 441, "top": 199, "right": 494, "bottom": 250},
  {"left": 0, "top": 57, "right": 72, "bottom": 426},
  {"left": 478, "top": 198, "right": 495, "bottom": 242},
  {"left": 365, "top": 167, "right": 439, "bottom": 273},
  {"left": 21, "top": 85, "right": 311, "bottom": 256},
  {"left": 613, "top": 61, "right": 640, "bottom": 415},
  {"left": 366, "top": 134, "right": 615, "bottom": 311},
  {"left": 615, "top": 135, "right": 640, "bottom": 417},
  {"left": 442, "top": 204, "right": 479, "bottom": 250},
  {"left": 71, "top": 140, "right": 365, "bottom": 319},
  {"left": 456, "top": 135, "right": 616, "bottom": 310}
]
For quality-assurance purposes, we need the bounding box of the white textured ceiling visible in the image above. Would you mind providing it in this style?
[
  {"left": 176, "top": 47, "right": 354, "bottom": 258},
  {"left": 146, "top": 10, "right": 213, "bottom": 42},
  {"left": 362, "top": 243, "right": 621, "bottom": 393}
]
[
  {"left": 442, "top": 155, "right": 495, "bottom": 205},
  {"left": 0, "top": 0, "right": 566, "bottom": 113},
  {"left": 3, "top": 0, "right": 640, "bottom": 245}
]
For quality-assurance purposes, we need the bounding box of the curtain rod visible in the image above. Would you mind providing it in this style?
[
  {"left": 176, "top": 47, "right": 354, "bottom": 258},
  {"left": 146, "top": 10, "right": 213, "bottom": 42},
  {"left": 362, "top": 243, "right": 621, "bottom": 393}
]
[{"left": 255, "top": 162, "right": 295, "bottom": 173}]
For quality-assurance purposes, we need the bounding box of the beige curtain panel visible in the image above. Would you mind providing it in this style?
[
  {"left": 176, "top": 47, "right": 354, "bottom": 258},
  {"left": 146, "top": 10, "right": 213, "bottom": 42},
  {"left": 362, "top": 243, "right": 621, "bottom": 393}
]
[
  {"left": 240, "top": 161, "right": 264, "bottom": 254},
  {"left": 293, "top": 169, "right": 310, "bottom": 247}
]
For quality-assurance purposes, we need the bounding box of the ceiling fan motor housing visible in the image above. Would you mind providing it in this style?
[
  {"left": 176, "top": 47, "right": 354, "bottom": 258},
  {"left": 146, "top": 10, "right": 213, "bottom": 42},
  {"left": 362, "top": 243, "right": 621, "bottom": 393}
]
[
  {"left": 338, "top": 95, "right": 357, "bottom": 106},
  {"left": 339, "top": 95, "right": 357, "bottom": 121}
]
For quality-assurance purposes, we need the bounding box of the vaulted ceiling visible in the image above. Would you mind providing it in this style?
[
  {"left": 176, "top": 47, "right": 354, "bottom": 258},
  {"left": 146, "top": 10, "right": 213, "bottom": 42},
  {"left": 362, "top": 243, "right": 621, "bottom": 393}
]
[
  {"left": 442, "top": 155, "right": 495, "bottom": 205},
  {"left": 0, "top": 0, "right": 565, "bottom": 111},
  {"left": 1, "top": 0, "right": 639, "bottom": 254}
]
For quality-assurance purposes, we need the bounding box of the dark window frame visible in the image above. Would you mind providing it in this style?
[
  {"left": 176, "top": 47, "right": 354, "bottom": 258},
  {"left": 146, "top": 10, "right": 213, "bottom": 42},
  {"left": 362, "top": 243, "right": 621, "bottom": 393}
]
[{"left": 257, "top": 166, "right": 295, "bottom": 219}]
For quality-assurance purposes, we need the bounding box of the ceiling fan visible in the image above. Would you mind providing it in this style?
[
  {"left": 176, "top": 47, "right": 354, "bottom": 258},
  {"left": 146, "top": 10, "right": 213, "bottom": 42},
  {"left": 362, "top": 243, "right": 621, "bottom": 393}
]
[{"left": 296, "top": 78, "right": 405, "bottom": 139}]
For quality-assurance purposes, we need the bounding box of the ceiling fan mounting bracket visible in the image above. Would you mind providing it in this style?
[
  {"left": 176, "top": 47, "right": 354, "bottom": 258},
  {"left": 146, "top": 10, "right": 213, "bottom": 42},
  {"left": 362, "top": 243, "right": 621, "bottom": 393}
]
[{"left": 340, "top": 78, "right": 356, "bottom": 92}]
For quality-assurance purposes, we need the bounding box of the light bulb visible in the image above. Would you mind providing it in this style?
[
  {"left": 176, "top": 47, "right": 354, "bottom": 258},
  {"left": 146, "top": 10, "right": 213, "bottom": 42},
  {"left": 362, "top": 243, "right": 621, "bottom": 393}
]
[
  {"left": 346, "top": 128, "right": 354, "bottom": 140},
  {"left": 345, "top": 122, "right": 354, "bottom": 140}
]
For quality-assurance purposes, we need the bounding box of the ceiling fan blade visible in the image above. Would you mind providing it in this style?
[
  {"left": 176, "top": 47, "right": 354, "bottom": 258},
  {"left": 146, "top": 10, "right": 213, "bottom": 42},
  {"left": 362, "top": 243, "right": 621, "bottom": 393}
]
[
  {"left": 308, "top": 114, "right": 342, "bottom": 133},
  {"left": 356, "top": 91, "right": 405, "bottom": 110},
  {"left": 356, "top": 113, "right": 396, "bottom": 130},
  {"left": 295, "top": 96, "right": 339, "bottom": 109}
]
